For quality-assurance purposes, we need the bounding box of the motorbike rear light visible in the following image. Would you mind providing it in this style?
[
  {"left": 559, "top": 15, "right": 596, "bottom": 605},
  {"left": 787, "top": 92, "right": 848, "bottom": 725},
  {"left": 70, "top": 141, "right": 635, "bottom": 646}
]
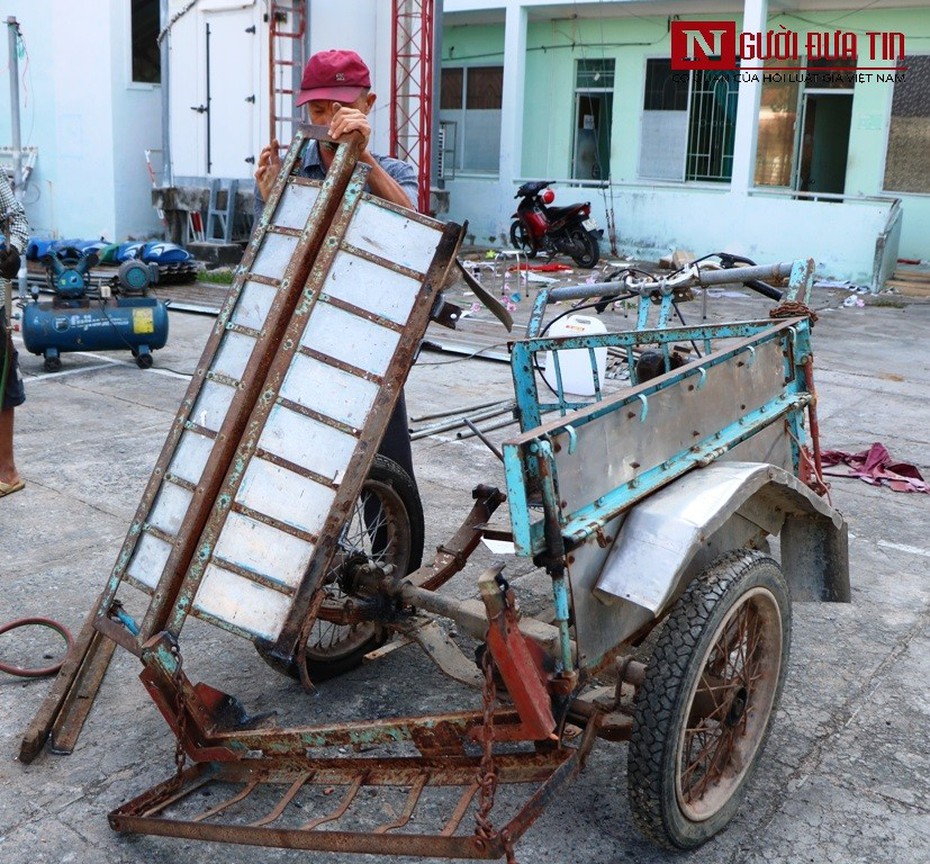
[{"left": 541, "top": 189, "right": 555, "bottom": 204}]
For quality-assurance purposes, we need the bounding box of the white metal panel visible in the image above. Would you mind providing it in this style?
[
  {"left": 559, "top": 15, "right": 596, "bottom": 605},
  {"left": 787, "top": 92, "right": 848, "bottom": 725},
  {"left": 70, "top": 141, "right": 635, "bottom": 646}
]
[
  {"left": 212, "top": 511, "right": 315, "bottom": 591},
  {"left": 168, "top": 430, "right": 215, "bottom": 486},
  {"left": 280, "top": 354, "right": 379, "bottom": 429},
  {"left": 193, "top": 563, "right": 291, "bottom": 642},
  {"left": 322, "top": 252, "right": 421, "bottom": 324},
  {"left": 212, "top": 330, "right": 256, "bottom": 382},
  {"left": 231, "top": 280, "right": 279, "bottom": 331},
  {"left": 259, "top": 405, "right": 358, "bottom": 483},
  {"left": 126, "top": 532, "right": 173, "bottom": 591},
  {"left": 236, "top": 457, "right": 336, "bottom": 538},
  {"left": 275, "top": 183, "right": 322, "bottom": 230},
  {"left": 252, "top": 232, "right": 300, "bottom": 278},
  {"left": 300, "top": 302, "right": 400, "bottom": 375},
  {"left": 191, "top": 380, "right": 236, "bottom": 432},
  {"left": 343, "top": 202, "right": 441, "bottom": 274},
  {"left": 148, "top": 482, "right": 194, "bottom": 537}
]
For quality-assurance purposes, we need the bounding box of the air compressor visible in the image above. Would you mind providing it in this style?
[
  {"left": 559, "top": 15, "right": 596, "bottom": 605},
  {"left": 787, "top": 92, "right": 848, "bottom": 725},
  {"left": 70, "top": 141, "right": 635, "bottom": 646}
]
[{"left": 22, "top": 247, "right": 169, "bottom": 372}]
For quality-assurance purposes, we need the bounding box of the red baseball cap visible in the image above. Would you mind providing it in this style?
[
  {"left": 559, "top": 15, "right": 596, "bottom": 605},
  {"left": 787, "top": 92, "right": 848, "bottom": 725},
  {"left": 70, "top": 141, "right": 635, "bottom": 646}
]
[{"left": 295, "top": 50, "right": 371, "bottom": 107}]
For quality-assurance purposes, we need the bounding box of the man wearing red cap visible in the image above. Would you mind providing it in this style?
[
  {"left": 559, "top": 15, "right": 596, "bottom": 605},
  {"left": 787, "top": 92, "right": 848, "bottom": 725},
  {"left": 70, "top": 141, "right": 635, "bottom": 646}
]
[
  {"left": 254, "top": 49, "right": 419, "bottom": 483},
  {"left": 255, "top": 49, "right": 416, "bottom": 209}
]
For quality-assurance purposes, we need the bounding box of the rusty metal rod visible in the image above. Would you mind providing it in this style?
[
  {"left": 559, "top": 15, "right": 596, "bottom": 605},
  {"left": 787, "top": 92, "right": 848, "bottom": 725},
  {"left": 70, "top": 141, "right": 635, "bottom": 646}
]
[{"left": 398, "top": 576, "right": 573, "bottom": 660}]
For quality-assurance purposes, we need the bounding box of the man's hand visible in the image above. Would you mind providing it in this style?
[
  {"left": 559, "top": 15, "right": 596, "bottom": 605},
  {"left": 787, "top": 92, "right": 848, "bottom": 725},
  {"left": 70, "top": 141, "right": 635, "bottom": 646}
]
[
  {"left": 255, "top": 138, "right": 283, "bottom": 201},
  {"left": 0, "top": 246, "right": 20, "bottom": 280},
  {"left": 329, "top": 103, "right": 371, "bottom": 151}
]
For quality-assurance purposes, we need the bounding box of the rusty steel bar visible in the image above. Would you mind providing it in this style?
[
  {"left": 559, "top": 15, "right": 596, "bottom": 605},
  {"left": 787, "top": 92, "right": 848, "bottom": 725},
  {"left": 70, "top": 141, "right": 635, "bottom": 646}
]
[
  {"left": 406, "top": 485, "right": 505, "bottom": 592},
  {"left": 109, "top": 738, "right": 589, "bottom": 859},
  {"left": 192, "top": 778, "right": 262, "bottom": 822},
  {"left": 373, "top": 772, "right": 429, "bottom": 833},
  {"left": 250, "top": 771, "right": 315, "bottom": 827},
  {"left": 20, "top": 600, "right": 117, "bottom": 762},
  {"left": 299, "top": 773, "right": 366, "bottom": 830}
]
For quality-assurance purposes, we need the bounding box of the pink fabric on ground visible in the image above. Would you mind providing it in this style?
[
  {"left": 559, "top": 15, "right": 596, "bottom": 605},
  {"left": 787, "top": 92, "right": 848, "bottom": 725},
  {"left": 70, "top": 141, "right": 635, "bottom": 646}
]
[{"left": 821, "top": 443, "right": 930, "bottom": 493}]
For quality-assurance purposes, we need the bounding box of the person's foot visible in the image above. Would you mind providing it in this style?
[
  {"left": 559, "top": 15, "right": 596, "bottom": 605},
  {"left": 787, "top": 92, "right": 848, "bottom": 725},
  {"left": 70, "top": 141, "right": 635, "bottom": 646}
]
[{"left": 0, "top": 475, "right": 25, "bottom": 498}]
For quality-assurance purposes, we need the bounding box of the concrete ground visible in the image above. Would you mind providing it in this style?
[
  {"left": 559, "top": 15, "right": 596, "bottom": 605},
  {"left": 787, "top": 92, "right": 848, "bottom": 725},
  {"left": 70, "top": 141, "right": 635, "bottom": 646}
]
[{"left": 1, "top": 269, "right": 929, "bottom": 864}]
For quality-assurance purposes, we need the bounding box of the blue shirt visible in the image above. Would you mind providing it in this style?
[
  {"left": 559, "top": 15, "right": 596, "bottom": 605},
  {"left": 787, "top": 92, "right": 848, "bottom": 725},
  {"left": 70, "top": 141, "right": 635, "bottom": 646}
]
[{"left": 254, "top": 140, "right": 418, "bottom": 218}]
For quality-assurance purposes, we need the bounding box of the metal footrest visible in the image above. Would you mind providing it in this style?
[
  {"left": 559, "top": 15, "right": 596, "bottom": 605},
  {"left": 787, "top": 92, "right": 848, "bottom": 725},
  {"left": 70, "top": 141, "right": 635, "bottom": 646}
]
[{"left": 109, "top": 723, "right": 595, "bottom": 860}]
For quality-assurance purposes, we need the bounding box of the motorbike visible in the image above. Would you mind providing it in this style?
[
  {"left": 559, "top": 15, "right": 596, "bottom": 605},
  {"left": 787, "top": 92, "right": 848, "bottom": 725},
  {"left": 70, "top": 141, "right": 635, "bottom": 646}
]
[{"left": 509, "top": 180, "right": 601, "bottom": 268}]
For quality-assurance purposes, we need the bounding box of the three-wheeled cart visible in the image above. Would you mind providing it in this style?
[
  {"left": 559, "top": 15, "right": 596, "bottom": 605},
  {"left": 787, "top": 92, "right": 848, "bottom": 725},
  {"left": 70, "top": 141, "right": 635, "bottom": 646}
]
[{"left": 23, "top": 126, "right": 849, "bottom": 861}]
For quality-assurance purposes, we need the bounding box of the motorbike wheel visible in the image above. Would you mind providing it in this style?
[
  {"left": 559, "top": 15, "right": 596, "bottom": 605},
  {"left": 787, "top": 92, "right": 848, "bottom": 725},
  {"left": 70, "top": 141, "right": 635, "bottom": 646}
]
[
  {"left": 296, "top": 455, "right": 424, "bottom": 682},
  {"left": 627, "top": 550, "right": 790, "bottom": 849},
  {"left": 566, "top": 226, "right": 600, "bottom": 269},
  {"left": 509, "top": 220, "right": 538, "bottom": 259}
]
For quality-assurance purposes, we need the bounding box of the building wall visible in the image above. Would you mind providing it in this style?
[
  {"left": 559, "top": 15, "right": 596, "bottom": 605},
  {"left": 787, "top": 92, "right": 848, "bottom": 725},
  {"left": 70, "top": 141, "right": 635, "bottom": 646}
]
[
  {"left": 0, "top": 0, "right": 163, "bottom": 242},
  {"left": 440, "top": 2, "right": 930, "bottom": 281}
]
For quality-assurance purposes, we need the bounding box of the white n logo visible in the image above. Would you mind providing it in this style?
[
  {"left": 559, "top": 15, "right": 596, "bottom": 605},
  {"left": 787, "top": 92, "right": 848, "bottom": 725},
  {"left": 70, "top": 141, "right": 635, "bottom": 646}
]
[{"left": 684, "top": 28, "right": 728, "bottom": 58}]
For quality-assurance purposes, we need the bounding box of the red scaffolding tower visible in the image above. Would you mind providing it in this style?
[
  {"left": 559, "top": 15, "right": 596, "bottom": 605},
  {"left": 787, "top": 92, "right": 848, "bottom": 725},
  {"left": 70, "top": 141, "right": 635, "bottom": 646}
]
[{"left": 391, "top": 0, "right": 434, "bottom": 214}]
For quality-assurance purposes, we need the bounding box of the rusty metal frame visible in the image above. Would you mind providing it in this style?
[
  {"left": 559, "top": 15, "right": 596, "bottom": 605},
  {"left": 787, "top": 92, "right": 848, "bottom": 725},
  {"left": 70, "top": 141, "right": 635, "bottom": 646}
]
[
  {"left": 22, "top": 124, "right": 466, "bottom": 761},
  {"left": 111, "top": 631, "right": 601, "bottom": 860}
]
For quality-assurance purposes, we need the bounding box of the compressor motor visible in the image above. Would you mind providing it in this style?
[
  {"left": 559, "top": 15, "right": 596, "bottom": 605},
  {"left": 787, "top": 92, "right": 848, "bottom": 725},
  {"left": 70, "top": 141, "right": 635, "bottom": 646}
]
[{"left": 22, "top": 246, "right": 170, "bottom": 371}]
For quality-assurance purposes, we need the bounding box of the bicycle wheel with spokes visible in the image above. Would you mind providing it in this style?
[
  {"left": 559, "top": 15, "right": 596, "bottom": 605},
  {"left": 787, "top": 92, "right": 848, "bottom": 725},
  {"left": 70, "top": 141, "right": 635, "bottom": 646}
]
[
  {"left": 303, "top": 455, "right": 424, "bottom": 681},
  {"left": 627, "top": 550, "right": 790, "bottom": 849}
]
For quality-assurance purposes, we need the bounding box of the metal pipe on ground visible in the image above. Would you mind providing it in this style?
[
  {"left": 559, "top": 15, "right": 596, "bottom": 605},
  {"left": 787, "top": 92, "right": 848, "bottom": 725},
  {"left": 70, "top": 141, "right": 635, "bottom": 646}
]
[
  {"left": 409, "top": 402, "right": 514, "bottom": 439},
  {"left": 455, "top": 414, "right": 518, "bottom": 440},
  {"left": 410, "top": 397, "right": 512, "bottom": 424}
]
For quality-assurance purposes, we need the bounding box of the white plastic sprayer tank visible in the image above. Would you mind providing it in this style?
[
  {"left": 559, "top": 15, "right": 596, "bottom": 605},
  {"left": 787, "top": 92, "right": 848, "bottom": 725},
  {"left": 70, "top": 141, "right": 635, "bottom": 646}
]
[{"left": 541, "top": 314, "right": 607, "bottom": 397}]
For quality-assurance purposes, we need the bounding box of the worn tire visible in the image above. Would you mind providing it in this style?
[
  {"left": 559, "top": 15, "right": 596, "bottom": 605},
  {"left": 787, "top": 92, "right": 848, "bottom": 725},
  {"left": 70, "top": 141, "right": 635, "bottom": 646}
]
[
  {"left": 509, "top": 220, "right": 538, "bottom": 258},
  {"left": 566, "top": 226, "right": 600, "bottom": 268},
  {"left": 301, "top": 455, "right": 424, "bottom": 681},
  {"left": 627, "top": 550, "right": 791, "bottom": 849}
]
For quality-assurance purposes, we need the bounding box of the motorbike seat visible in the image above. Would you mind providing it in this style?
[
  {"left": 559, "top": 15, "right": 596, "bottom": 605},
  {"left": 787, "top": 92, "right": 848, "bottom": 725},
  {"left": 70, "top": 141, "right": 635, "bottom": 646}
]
[{"left": 545, "top": 204, "right": 586, "bottom": 220}]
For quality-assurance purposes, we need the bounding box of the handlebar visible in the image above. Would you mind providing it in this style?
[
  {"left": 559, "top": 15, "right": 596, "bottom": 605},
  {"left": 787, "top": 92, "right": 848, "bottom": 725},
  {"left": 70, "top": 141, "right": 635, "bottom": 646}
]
[
  {"left": 515, "top": 180, "right": 553, "bottom": 199},
  {"left": 547, "top": 261, "right": 792, "bottom": 304}
]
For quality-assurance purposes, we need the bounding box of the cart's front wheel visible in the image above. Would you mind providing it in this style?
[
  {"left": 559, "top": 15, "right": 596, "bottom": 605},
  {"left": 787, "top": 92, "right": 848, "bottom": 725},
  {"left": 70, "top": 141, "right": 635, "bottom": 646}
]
[{"left": 627, "top": 550, "right": 790, "bottom": 849}]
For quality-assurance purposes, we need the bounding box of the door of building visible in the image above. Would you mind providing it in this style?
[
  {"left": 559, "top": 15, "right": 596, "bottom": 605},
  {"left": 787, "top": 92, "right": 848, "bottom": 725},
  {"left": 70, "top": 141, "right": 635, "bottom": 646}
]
[{"left": 796, "top": 92, "right": 853, "bottom": 196}]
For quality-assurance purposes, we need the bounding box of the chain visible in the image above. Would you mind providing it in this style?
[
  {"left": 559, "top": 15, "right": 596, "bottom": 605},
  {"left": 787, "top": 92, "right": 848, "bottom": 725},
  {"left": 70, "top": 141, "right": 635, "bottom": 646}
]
[
  {"left": 474, "top": 643, "right": 499, "bottom": 843},
  {"left": 769, "top": 300, "right": 818, "bottom": 324},
  {"left": 170, "top": 642, "right": 188, "bottom": 789}
]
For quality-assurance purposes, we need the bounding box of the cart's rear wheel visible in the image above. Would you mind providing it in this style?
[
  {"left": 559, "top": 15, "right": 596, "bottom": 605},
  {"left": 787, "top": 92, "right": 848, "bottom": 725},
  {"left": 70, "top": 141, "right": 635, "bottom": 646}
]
[
  {"left": 302, "top": 455, "right": 424, "bottom": 681},
  {"left": 627, "top": 550, "right": 790, "bottom": 849}
]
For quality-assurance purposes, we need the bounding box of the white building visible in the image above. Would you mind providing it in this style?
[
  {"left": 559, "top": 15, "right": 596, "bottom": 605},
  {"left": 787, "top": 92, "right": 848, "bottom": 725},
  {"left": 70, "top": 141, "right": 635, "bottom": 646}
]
[{"left": 4, "top": 1, "right": 928, "bottom": 289}]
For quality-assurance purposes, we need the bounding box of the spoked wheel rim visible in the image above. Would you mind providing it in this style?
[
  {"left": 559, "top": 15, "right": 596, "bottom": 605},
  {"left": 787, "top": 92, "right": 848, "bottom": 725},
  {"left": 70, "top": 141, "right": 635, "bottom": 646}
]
[
  {"left": 675, "top": 586, "right": 784, "bottom": 821},
  {"left": 306, "top": 478, "right": 412, "bottom": 664},
  {"left": 509, "top": 221, "right": 537, "bottom": 258}
]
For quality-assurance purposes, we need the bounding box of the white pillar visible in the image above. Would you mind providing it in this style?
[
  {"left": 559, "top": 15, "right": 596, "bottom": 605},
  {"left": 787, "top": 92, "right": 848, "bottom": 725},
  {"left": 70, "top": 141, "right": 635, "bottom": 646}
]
[
  {"left": 730, "top": 0, "right": 768, "bottom": 194},
  {"left": 499, "top": 2, "right": 527, "bottom": 192}
]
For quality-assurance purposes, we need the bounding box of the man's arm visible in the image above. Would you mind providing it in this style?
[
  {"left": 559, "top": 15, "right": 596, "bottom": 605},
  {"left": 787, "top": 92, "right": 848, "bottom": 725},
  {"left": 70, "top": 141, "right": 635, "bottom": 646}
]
[{"left": 364, "top": 155, "right": 418, "bottom": 210}]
